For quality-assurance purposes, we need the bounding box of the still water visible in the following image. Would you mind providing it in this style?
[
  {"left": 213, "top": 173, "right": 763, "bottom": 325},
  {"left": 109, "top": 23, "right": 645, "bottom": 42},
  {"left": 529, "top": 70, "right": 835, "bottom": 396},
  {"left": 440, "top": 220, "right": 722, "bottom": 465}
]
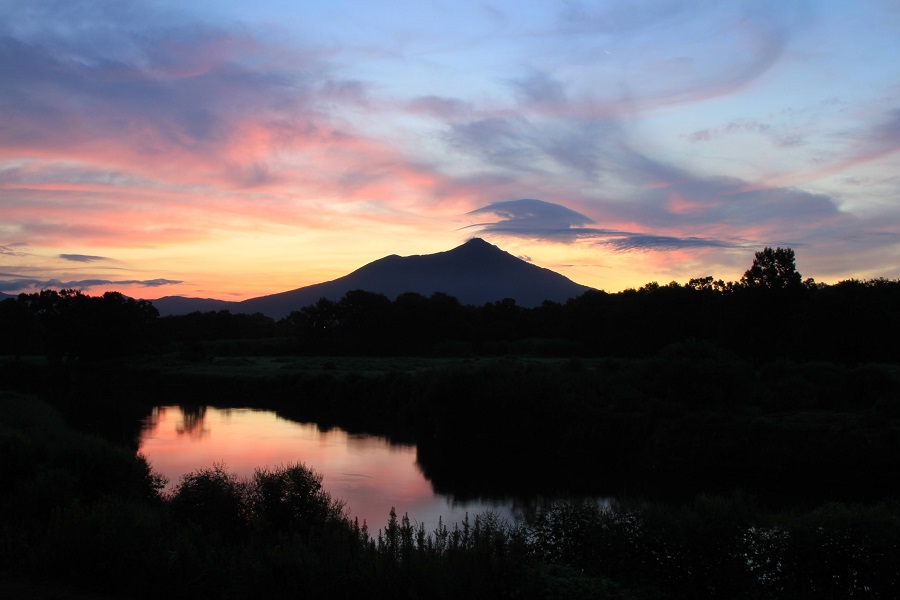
[{"left": 138, "top": 405, "right": 518, "bottom": 531}]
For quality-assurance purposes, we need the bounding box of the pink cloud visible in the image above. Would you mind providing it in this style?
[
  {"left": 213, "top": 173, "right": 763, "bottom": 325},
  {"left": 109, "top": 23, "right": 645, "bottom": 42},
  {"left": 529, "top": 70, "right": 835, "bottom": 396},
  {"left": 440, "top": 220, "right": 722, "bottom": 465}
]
[
  {"left": 745, "top": 110, "right": 900, "bottom": 192},
  {"left": 0, "top": 27, "right": 382, "bottom": 198},
  {"left": 665, "top": 192, "right": 717, "bottom": 215}
]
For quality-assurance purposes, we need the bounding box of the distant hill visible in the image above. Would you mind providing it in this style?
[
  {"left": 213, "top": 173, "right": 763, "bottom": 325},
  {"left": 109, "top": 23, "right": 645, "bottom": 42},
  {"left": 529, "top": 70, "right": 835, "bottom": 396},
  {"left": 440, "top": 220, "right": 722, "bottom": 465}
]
[
  {"left": 150, "top": 238, "right": 594, "bottom": 318},
  {"left": 147, "top": 296, "right": 238, "bottom": 317}
]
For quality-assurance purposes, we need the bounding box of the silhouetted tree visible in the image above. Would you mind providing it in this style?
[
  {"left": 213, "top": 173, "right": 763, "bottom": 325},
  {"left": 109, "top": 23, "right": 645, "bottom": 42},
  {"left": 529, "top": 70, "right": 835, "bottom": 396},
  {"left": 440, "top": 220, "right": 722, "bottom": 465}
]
[
  {"left": 741, "top": 247, "right": 802, "bottom": 290},
  {"left": 160, "top": 310, "right": 275, "bottom": 344},
  {"left": 561, "top": 289, "right": 610, "bottom": 352},
  {"left": 687, "top": 276, "right": 731, "bottom": 293},
  {"left": 337, "top": 290, "right": 392, "bottom": 353},
  {"left": 481, "top": 297, "right": 524, "bottom": 342},
  {"left": 281, "top": 298, "right": 343, "bottom": 353},
  {"left": 3, "top": 289, "right": 158, "bottom": 360},
  {"left": 0, "top": 297, "right": 36, "bottom": 358},
  {"left": 730, "top": 248, "right": 808, "bottom": 360}
]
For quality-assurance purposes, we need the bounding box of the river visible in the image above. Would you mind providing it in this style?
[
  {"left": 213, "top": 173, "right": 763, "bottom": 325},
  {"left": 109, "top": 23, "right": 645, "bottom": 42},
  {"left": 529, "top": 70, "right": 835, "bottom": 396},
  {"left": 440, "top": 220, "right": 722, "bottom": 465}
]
[{"left": 138, "top": 405, "right": 567, "bottom": 531}]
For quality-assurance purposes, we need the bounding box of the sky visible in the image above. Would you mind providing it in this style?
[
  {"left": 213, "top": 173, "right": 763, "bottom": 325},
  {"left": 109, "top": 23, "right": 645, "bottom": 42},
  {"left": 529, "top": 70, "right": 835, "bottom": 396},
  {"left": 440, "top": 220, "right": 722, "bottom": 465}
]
[{"left": 2, "top": 0, "right": 899, "bottom": 302}]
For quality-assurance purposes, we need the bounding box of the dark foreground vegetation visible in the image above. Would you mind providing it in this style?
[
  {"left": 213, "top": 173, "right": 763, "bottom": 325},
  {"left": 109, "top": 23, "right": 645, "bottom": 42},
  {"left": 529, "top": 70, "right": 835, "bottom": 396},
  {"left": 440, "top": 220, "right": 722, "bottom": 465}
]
[
  {"left": 2, "top": 392, "right": 899, "bottom": 599},
  {"left": 5, "top": 345, "right": 899, "bottom": 503},
  {"left": 2, "top": 247, "right": 900, "bottom": 598}
]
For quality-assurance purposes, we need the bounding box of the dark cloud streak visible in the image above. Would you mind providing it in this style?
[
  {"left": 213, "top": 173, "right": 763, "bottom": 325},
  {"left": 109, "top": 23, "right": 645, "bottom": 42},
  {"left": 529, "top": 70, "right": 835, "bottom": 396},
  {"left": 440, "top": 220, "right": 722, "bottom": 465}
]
[
  {"left": 0, "top": 277, "right": 182, "bottom": 292},
  {"left": 59, "top": 254, "right": 108, "bottom": 263},
  {"left": 466, "top": 199, "right": 740, "bottom": 251}
]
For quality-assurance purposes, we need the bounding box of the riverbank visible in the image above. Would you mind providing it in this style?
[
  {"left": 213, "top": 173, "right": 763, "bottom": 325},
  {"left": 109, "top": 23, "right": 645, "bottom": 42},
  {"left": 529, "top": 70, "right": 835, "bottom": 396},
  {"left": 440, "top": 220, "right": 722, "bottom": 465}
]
[
  {"left": 7, "top": 348, "right": 897, "bottom": 504},
  {"left": 2, "top": 388, "right": 899, "bottom": 599}
]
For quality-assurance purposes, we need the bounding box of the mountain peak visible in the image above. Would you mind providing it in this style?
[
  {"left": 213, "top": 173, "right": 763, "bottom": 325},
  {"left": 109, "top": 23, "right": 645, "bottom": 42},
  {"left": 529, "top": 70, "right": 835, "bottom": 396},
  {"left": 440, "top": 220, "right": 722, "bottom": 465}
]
[
  {"left": 154, "top": 238, "right": 594, "bottom": 317},
  {"left": 451, "top": 237, "right": 503, "bottom": 255}
]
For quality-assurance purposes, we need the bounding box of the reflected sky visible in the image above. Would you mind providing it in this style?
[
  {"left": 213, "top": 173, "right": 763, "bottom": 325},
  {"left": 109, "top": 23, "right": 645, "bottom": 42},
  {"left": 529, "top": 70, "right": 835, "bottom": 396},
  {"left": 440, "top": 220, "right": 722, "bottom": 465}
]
[{"left": 138, "top": 405, "right": 512, "bottom": 531}]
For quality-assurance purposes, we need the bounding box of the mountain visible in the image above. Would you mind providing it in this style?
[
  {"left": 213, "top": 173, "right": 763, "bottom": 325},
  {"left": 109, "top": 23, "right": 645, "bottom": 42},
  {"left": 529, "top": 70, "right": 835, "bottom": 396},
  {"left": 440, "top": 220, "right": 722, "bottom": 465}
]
[
  {"left": 147, "top": 296, "right": 237, "bottom": 317},
  {"left": 151, "top": 238, "right": 594, "bottom": 318}
]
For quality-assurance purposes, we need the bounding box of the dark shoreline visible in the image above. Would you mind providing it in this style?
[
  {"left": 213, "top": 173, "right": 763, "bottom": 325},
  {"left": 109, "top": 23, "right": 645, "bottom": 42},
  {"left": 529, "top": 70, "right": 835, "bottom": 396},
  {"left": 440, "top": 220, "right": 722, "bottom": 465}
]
[{"left": 6, "top": 352, "right": 898, "bottom": 507}]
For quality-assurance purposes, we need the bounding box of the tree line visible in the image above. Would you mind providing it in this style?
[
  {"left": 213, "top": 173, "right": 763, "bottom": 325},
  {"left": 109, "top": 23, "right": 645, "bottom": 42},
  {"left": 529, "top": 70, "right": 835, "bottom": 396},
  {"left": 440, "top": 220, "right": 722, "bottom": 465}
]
[
  {"left": 2, "top": 247, "right": 899, "bottom": 363},
  {"left": 0, "top": 289, "right": 158, "bottom": 360}
]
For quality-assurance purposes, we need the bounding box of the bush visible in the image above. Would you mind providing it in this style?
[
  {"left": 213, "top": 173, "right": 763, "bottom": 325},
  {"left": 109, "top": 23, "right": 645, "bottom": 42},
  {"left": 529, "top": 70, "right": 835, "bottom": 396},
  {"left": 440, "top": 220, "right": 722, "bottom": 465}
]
[
  {"left": 169, "top": 463, "right": 248, "bottom": 537},
  {"left": 250, "top": 463, "right": 346, "bottom": 534}
]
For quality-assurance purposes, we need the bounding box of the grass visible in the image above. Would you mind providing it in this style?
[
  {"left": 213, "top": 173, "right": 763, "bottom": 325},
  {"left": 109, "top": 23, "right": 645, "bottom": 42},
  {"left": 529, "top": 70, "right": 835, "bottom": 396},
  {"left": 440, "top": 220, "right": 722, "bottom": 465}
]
[{"left": 130, "top": 352, "right": 582, "bottom": 378}]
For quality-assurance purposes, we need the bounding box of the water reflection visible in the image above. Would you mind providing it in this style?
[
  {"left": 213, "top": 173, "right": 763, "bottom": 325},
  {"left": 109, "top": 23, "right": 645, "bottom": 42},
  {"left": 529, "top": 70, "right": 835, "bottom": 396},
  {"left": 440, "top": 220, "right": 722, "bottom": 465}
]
[
  {"left": 138, "top": 406, "right": 515, "bottom": 531},
  {"left": 178, "top": 406, "right": 209, "bottom": 437}
]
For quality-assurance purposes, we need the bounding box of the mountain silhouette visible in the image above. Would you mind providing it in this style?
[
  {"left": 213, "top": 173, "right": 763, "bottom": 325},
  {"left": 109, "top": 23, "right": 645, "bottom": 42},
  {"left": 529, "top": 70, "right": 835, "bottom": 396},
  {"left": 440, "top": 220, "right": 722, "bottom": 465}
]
[{"left": 151, "top": 238, "right": 593, "bottom": 318}]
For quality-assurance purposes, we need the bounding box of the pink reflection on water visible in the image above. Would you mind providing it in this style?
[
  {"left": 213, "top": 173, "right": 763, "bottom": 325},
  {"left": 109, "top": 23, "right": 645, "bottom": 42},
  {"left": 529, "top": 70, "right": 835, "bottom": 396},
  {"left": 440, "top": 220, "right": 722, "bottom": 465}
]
[{"left": 138, "top": 406, "right": 506, "bottom": 530}]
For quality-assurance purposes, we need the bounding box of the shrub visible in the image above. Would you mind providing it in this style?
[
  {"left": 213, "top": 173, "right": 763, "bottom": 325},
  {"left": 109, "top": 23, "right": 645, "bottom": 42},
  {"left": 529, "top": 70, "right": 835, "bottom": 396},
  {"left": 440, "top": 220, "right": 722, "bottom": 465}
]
[
  {"left": 169, "top": 463, "right": 248, "bottom": 537},
  {"left": 249, "top": 463, "right": 346, "bottom": 534}
]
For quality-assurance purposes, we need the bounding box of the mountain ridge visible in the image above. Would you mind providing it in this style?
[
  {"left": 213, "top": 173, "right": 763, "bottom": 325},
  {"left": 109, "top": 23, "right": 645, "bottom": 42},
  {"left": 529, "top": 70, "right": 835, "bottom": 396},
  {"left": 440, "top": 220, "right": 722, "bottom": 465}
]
[{"left": 150, "top": 238, "right": 593, "bottom": 318}]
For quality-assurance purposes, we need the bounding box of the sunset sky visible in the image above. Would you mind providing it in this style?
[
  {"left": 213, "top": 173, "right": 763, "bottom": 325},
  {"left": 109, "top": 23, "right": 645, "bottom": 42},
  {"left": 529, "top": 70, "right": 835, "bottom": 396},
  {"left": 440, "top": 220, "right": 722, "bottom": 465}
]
[{"left": 2, "top": 0, "right": 899, "bottom": 302}]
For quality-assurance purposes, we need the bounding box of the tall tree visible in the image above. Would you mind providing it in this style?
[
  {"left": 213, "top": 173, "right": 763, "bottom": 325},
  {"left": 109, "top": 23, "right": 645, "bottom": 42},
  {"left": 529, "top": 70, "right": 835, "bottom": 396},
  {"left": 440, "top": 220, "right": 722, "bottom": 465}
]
[{"left": 741, "top": 247, "right": 803, "bottom": 290}]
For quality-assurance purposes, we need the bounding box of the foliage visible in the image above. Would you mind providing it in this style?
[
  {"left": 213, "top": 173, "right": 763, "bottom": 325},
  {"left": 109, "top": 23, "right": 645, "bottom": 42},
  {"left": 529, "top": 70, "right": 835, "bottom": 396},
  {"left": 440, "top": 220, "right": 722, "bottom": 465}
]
[
  {"left": 249, "top": 463, "right": 346, "bottom": 534},
  {"left": 169, "top": 463, "right": 249, "bottom": 537},
  {"left": 741, "top": 247, "right": 803, "bottom": 289},
  {"left": 0, "top": 392, "right": 162, "bottom": 518},
  {"left": 1, "top": 289, "right": 158, "bottom": 360}
]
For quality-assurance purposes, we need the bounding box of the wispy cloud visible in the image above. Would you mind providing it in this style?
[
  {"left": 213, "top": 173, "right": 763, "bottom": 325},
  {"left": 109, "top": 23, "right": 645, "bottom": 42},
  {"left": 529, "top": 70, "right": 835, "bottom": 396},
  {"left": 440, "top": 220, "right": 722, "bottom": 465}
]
[
  {"left": 0, "top": 276, "right": 183, "bottom": 293},
  {"left": 687, "top": 119, "right": 804, "bottom": 147},
  {"left": 466, "top": 199, "right": 739, "bottom": 251},
  {"left": 59, "top": 254, "right": 109, "bottom": 263},
  {"left": 509, "top": 71, "right": 568, "bottom": 107},
  {"left": 1, "top": 243, "right": 28, "bottom": 257},
  {"left": 601, "top": 234, "right": 735, "bottom": 252},
  {"left": 407, "top": 95, "right": 473, "bottom": 119},
  {"left": 0, "top": 3, "right": 385, "bottom": 199}
]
